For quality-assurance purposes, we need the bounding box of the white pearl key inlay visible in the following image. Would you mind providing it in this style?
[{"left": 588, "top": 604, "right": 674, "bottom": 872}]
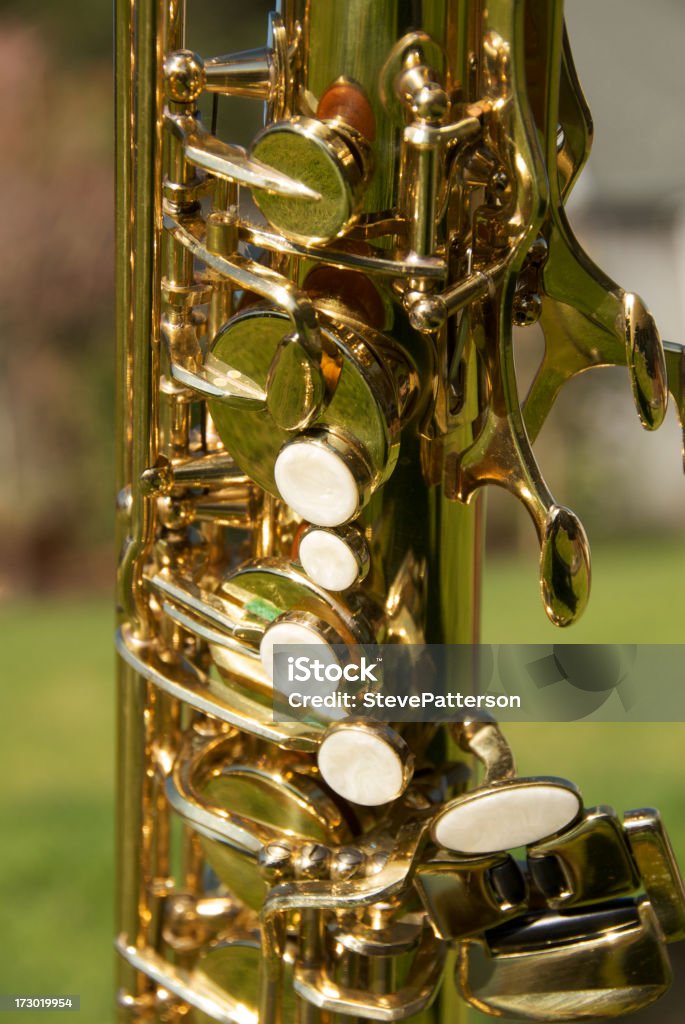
[
  {"left": 318, "top": 723, "right": 413, "bottom": 806},
  {"left": 260, "top": 620, "right": 337, "bottom": 681},
  {"left": 431, "top": 779, "right": 582, "bottom": 856},
  {"left": 299, "top": 529, "right": 361, "bottom": 591},
  {"left": 275, "top": 441, "right": 360, "bottom": 527}
]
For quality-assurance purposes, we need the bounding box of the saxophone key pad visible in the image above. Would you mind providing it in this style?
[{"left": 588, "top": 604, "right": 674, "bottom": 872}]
[
  {"left": 317, "top": 720, "right": 415, "bottom": 806},
  {"left": 208, "top": 307, "right": 404, "bottom": 525},
  {"left": 259, "top": 612, "right": 344, "bottom": 682},
  {"left": 298, "top": 525, "right": 369, "bottom": 591},
  {"left": 431, "top": 778, "right": 583, "bottom": 857},
  {"left": 274, "top": 431, "right": 371, "bottom": 527},
  {"left": 249, "top": 114, "right": 372, "bottom": 246}
]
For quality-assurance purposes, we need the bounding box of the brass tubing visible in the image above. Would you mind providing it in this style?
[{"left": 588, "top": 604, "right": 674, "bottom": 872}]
[
  {"left": 406, "top": 144, "right": 441, "bottom": 259},
  {"left": 115, "top": 0, "right": 162, "bottom": 631},
  {"left": 115, "top": 0, "right": 164, "bottom": 1016},
  {"left": 204, "top": 48, "right": 275, "bottom": 99}
]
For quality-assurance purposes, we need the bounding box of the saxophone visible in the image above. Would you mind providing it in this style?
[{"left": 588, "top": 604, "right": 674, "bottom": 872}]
[{"left": 115, "top": 1, "right": 685, "bottom": 1021}]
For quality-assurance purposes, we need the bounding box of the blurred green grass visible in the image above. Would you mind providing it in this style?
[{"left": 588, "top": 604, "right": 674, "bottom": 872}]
[
  {"left": 0, "top": 599, "right": 114, "bottom": 1022},
  {"left": 0, "top": 537, "right": 683, "bottom": 1021},
  {"left": 483, "top": 535, "right": 685, "bottom": 644}
]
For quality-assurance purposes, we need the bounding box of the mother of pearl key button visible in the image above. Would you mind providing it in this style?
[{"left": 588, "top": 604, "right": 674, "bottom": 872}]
[
  {"left": 299, "top": 529, "right": 361, "bottom": 591},
  {"left": 259, "top": 620, "right": 338, "bottom": 681},
  {"left": 431, "top": 779, "right": 582, "bottom": 855},
  {"left": 318, "top": 723, "right": 413, "bottom": 806},
  {"left": 274, "top": 440, "right": 360, "bottom": 527}
]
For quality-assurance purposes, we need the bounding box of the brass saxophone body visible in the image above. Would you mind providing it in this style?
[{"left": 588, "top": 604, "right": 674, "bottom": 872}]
[{"left": 115, "top": 1, "right": 685, "bottom": 1021}]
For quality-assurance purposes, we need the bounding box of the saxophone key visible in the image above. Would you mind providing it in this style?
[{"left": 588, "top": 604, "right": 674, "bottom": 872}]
[
  {"left": 297, "top": 525, "right": 370, "bottom": 592},
  {"left": 416, "top": 853, "right": 527, "bottom": 940},
  {"left": 317, "top": 720, "right": 415, "bottom": 807},
  {"left": 527, "top": 807, "right": 642, "bottom": 910},
  {"left": 430, "top": 720, "right": 581, "bottom": 856},
  {"left": 431, "top": 777, "right": 582, "bottom": 858},
  {"left": 623, "top": 809, "right": 685, "bottom": 942},
  {"left": 455, "top": 899, "right": 672, "bottom": 1021},
  {"left": 249, "top": 105, "right": 374, "bottom": 246},
  {"left": 208, "top": 305, "right": 414, "bottom": 528}
]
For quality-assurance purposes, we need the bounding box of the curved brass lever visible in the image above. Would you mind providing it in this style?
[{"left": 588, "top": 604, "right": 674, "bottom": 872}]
[
  {"left": 446, "top": 281, "right": 591, "bottom": 628},
  {"left": 434, "top": 4, "right": 591, "bottom": 627},
  {"left": 520, "top": 5, "right": 669, "bottom": 444},
  {"left": 164, "top": 209, "right": 326, "bottom": 428},
  {"left": 162, "top": 317, "right": 267, "bottom": 405},
  {"left": 555, "top": 26, "right": 594, "bottom": 202},
  {"left": 664, "top": 341, "right": 685, "bottom": 468},
  {"left": 456, "top": 898, "right": 671, "bottom": 1021},
  {"left": 166, "top": 112, "right": 321, "bottom": 201},
  {"left": 453, "top": 719, "right": 516, "bottom": 786},
  {"left": 294, "top": 923, "right": 446, "bottom": 1021},
  {"left": 523, "top": 236, "right": 669, "bottom": 443}
]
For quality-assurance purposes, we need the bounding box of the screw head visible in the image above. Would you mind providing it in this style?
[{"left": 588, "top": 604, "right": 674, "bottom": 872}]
[
  {"left": 407, "top": 294, "right": 447, "bottom": 333},
  {"left": 527, "top": 236, "right": 549, "bottom": 267},
  {"left": 412, "top": 82, "right": 449, "bottom": 123},
  {"left": 259, "top": 841, "right": 293, "bottom": 880},
  {"left": 513, "top": 292, "right": 542, "bottom": 327},
  {"left": 331, "top": 846, "right": 365, "bottom": 881},
  {"left": 298, "top": 842, "right": 332, "bottom": 879},
  {"left": 164, "top": 50, "right": 205, "bottom": 104}
]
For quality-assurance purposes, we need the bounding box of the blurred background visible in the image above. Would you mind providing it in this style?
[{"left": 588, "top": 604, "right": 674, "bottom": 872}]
[{"left": 0, "top": 0, "right": 683, "bottom": 1020}]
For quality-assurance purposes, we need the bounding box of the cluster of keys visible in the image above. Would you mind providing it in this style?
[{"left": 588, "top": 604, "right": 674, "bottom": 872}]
[
  {"left": 153, "top": 715, "right": 685, "bottom": 1023},
  {"left": 115, "top": 1, "right": 685, "bottom": 1019}
]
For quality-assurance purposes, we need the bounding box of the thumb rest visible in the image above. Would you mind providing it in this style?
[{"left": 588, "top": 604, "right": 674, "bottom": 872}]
[{"left": 115, "top": 1, "right": 685, "bottom": 1022}]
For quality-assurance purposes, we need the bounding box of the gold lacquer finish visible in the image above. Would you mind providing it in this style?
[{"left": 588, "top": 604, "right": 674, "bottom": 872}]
[{"left": 115, "top": 1, "right": 685, "bottom": 1023}]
